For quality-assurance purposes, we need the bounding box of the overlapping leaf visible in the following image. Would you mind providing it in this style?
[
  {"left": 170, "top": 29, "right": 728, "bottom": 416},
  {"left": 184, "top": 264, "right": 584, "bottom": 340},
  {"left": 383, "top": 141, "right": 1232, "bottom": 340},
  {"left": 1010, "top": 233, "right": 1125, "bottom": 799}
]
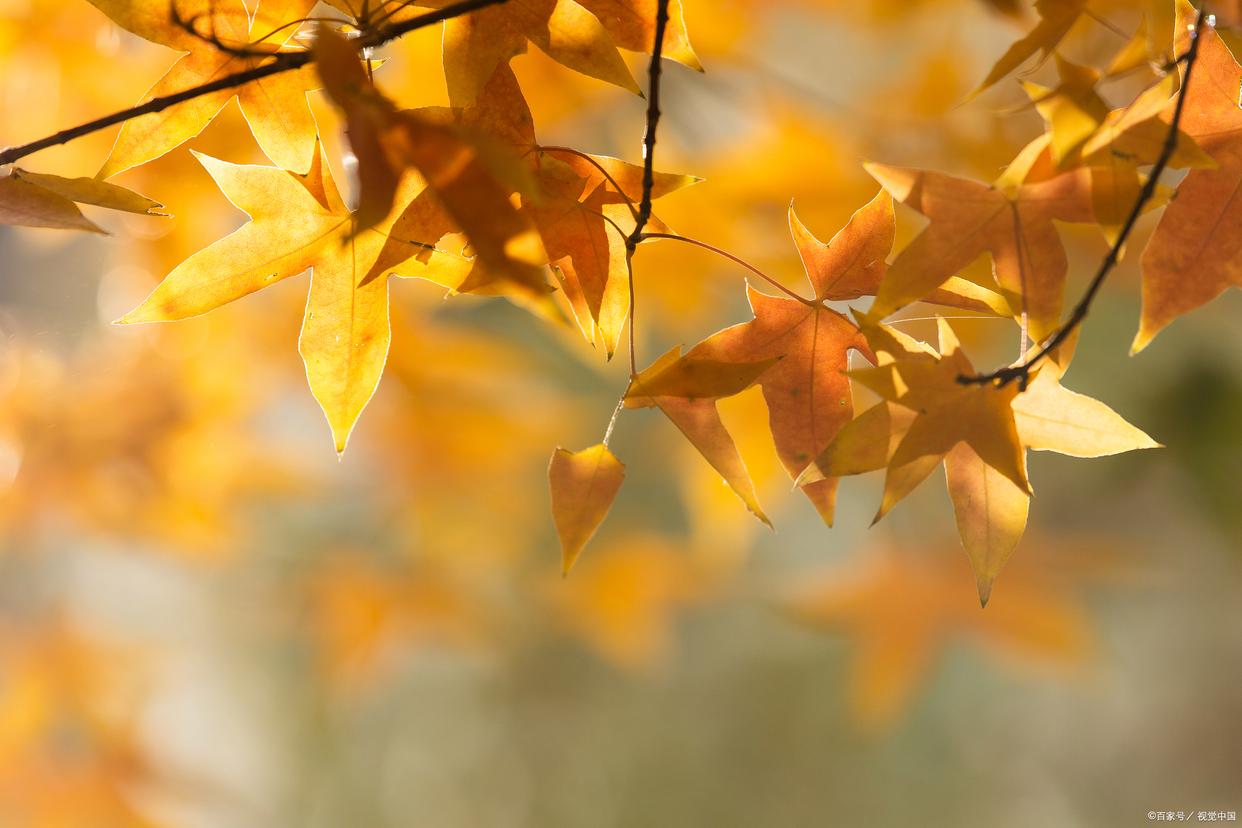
[
  {"left": 119, "top": 143, "right": 471, "bottom": 452},
  {"left": 89, "top": 0, "right": 322, "bottom": 176},
  {"left": 349, "top": 61, "right": 694, "bottom": 350},
  {"left": 415, "top": 0, "right": 699, "bottom": 106},
  {"left": 972, "top": 0, "right": 1087, "bottom": 96},
  {"left": 1019, "top": 51, "right": 1212, "bottom": 241},
  {"left": 864, "top": 159, "right": 1095, "bottom": 341},
  {"left": 316, "top": 26, "right": 551, "bottom": 301},
  {"left": 801, "top": 322, "right": 1157, "bottom": 603},
  {"left": 0, "top": 168, "right": 164, "bottom": 232}
]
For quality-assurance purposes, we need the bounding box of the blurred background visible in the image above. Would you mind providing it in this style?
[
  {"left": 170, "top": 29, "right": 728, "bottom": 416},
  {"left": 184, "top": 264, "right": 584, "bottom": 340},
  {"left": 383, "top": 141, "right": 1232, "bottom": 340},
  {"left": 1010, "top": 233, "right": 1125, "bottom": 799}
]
[{"left": 1, "top": 0, "right": 1241, "bottom": 825}]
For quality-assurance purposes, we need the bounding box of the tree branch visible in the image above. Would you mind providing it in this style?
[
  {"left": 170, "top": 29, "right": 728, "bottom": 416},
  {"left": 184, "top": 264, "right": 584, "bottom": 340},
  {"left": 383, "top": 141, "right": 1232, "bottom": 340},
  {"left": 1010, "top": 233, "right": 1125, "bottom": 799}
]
[
  {"left": 620, "top": 0, "right": 671, "bottom": 375},
  {"left": 625, "top": 0, "right": 671, "bottom": 252},
  {"left": 0, "top": 0, "right": 508, "bottom": 168},
  {"left": 959, "top": 6, "right": 1208, "bottom": 390}
]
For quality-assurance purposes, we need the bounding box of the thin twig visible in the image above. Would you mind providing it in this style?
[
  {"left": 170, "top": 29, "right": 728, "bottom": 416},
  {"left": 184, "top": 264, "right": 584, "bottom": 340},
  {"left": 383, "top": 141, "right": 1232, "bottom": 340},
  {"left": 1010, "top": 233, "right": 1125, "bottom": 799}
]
[
  {"left": 620, "top": 0, "right": 672, "bottom": 376},
  {"left": 642, "top": 231, "right": 818, "bottom": 307},
  {"left": 602, "top": 380, "right": 632, "bottom": 447},
  {"left": 0, "top": 0, "right": 508, "bottom": 167},
  {"left": 627, "top": 259, "right": 638, "bottom": 375},
  {"left": 625, "top": 0, "right": 670, "bottom": 252},
  {"left": 959, "top": 7, "right": 1208, "bottom": 390}
]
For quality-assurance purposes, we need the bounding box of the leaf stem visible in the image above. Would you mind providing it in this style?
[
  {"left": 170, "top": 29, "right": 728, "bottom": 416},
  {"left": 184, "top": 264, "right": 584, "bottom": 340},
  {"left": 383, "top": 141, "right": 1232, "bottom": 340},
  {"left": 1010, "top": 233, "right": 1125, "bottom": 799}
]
[
  {"left": 537, "top": 145, "right": 640, "bottom": 220},
  {"left": 641, "top": 231, "right": 818, "bottom": 307},
  {"left": 959, "top": 6, "right": 1209, "bottom": 390}
]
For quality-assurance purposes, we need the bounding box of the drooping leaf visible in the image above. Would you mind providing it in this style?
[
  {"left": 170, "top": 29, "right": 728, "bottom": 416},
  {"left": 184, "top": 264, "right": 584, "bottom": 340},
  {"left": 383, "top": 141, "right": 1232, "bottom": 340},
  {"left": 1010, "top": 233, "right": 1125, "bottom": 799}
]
[
  {"left": 548, "top": 444, "right": 626, "bottom": 574},
  {"left": 626, "top": 346, "right": 776, "bottom": 525},
  {"left": 944, "top": 442, "right": 1030, "bottom": 607},
  {"left": 0, "top": 175, "right": 101, "bottom": 232}
]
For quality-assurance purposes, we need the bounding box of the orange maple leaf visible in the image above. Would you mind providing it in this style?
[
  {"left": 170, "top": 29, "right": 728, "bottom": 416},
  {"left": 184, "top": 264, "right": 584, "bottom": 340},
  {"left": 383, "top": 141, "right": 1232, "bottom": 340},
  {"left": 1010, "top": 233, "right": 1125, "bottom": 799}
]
[{"left": 1135, "top": 1, "right": 1242, "bottom": 352}]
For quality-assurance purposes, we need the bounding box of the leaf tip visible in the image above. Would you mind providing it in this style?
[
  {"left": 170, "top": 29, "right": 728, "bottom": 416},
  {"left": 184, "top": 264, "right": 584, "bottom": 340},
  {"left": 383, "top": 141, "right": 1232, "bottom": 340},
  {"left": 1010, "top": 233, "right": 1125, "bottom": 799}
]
[
  {"left": 113, "top": 305, "right": 151, "bottom": 325},
  {"left": 976, "top": 577, "right": 994, "bottom": 608},
  {"left": 1129, "top": 325, "right": 1156, "bottom": 355}
]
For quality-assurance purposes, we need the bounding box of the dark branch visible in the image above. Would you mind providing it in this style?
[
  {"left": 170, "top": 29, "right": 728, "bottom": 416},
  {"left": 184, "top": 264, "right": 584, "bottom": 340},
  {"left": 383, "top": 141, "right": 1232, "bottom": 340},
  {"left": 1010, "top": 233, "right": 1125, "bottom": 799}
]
[
  {"left": 625, "top": 0, "right": 671, "bottom": 253},
  {"left": 959, "top": 6, "right": 1209, "bottom": 390},
  {"left": 0, "top": 0, "right": 507, "bottom": 168},
  {"left": 620, "top": 0, "right": 672, "bottom": 374}
]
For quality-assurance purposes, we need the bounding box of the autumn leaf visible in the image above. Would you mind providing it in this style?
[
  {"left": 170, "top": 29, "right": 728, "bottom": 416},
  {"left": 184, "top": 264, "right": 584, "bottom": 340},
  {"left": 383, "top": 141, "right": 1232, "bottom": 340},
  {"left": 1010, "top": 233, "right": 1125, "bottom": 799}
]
[
  {"left": 0, "top": 168, "right": 165, "bottom": 232},
  {"left": 548, "top": 444, "right": 626, "bottom": 574},
  {"left": 89, "top": 0, "right": 321, "bottom": 176},
  {"left": 626, "top": 346, "right": 777, "bottom": 525},
  {"left": 534, "top": 148, "right": 695, "bottom": 354},
  {"left": 117, "top": 143, "right": 471, "bottom": 452},
  {"left": 316, "top": 27, "right": 551, "bottom": 297},
  {"left": 423, "top": 63, "right": 696, "bottom": 352},
  {"left": 1134, "top": 0, "right": 1242, "bottom": 352},
  {"left": 419, "top": 0, "right": 698, "bottom": 106},
  {"left": 972, "top": 0, "right": 1087, "bottom": 96},
  {"left": 619, "top": 192, "right": 1005, "bottom": 525},
  {"left": 352, "top": 62, "right": 694, "bottom": 350},
  {"left": 864, "top": 159, "right": 1094, "bottom": 341},
  {"left": 802, "top": 324, "right": 1157, "bottom": 602},
  {"left": 843, "top": 319, "right": 1029, "bottom": 521},
  {"left": 1013, "top": 335, "right": 1161, "bottom": 457},
  {"left": 634, "top": 200, "right": 876, "bottom": 524},
  {"left": 1019, "top": 53, "right": 1212, "bottom": 242},
  {"left": 791, "top": 191, "right": 1009, "bottom": 315},
  {"left": 796, "top": 321, "right": 1029, "bottom": 601},
  {"left": 944, "top": 442, "right": 1030, "bottom": 606}
]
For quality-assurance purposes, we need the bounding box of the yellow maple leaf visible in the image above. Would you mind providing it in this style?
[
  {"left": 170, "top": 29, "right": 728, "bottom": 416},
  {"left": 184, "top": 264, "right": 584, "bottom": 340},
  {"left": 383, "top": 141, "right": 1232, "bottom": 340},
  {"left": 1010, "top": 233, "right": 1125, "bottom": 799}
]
[
  {"left": 118, "top": 142, "right": 471, "bottom": 452},
  {"left": 89, "top": 0, "right": 321, "bottom": 176}
]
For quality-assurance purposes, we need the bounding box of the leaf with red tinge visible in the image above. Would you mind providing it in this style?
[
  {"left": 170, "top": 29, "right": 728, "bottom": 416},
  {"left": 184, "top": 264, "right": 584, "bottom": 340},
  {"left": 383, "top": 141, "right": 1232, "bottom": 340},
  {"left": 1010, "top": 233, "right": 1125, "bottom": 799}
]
[
  {"left": 421, "top": 0, "right": 699, "bottom": 106},
  {"left": 865, "top": 161, "right": 1093, "bottom": 341},
  {"left": 1134, "top": 1, "right": 1242, "bottom": 352},
  {"left": 549, "top": 444, "right": 626, "bottom": 574},
  {"left": 316, "top": 27, "right": 550, "bottom": 297}
]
